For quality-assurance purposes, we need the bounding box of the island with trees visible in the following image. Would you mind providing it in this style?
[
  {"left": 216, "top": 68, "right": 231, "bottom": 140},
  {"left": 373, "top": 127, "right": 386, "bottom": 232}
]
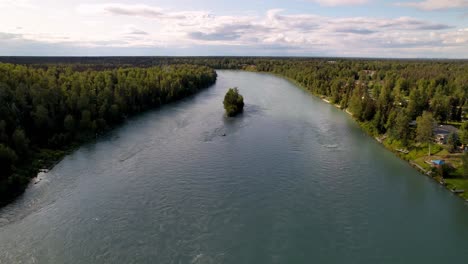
[{"left": 223, "top": 88, "right": 244, "bottom": 117}]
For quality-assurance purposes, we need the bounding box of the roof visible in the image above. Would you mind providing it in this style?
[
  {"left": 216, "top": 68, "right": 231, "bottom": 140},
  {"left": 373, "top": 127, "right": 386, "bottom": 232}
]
[
  {"left": 431, "top": 160, "right": 445, "bottom": 165},
  {"left": 433, "top": 125, "right": 458, "bottom": 135}
]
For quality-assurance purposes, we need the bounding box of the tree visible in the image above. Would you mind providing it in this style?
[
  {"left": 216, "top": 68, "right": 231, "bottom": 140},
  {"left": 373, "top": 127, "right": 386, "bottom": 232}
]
[
  {"left": 0, "top": 144, "right": 17, "bottom": 177},
  {"left": 223, "top": 88, "right": 244, "bottom": 117},
  {"left": 33, "top": 105, "right": 50, "bottom": 129},
  {"left": 447, "top": 132, "right": 459, "bottom": 153},
  {"left": 348, "top": 87, "right": 363, "bottom": 120},
  {"left": 64, "top": 115, "right": 75, "bottom": 132},
  {"left": 434, "top": 163, "right": 453, "bottom": 179},
  {"left": 416, "top": 111, "right": 435, "bottom": 155},
  {"left": 390, "top": 110, "right": 411, "bottom": 145},
  {"left": 12, "top": 129, "right": 29, "bottom": 156},
  {"left": 79, "top": 110, "right": 93, "bottom": 132},
  {"left": 460, "top": 122, "right": 468, "bottom": 146},
  {"left": 462, "top": 152, "right": 468, "bottom": 179},
  {"left": 0, "top": 120, "right": 7, "bottom": 143}
]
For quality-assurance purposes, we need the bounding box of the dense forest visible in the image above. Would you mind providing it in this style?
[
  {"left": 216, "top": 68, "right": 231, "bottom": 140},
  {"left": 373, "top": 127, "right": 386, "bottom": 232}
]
[
  {"left": 0, "top": 62, "right": 216, "bottom": 205},
  {"left": 0, "top": 56, "right": 467, "bottom": 203}
]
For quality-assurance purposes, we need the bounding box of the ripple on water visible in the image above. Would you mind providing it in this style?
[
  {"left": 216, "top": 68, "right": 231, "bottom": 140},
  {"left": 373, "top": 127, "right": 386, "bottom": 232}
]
[{"left": 1, "top": 70, "right": 468, "bottom": 263}]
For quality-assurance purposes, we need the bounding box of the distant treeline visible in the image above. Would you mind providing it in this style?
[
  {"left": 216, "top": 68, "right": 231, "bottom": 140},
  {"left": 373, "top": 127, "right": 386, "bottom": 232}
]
[
  {"left": 0, "top": 63, "right": 216, "bottom": 204},
  {"left": 2, "top": 56, "right": 466, "bottom": 69}
]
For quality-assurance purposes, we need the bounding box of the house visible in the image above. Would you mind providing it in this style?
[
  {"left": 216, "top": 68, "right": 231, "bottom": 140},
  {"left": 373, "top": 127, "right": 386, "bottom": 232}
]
[
  {"left": 433, "top": 125, "right": 458, "bottom": 144},
  {"left": 362, "top": 70, "right": 376, "bottom": 77}
]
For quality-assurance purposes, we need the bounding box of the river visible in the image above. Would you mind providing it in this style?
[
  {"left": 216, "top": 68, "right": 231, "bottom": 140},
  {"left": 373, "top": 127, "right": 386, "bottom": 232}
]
[{"left": 1, "top": 70, "right": 467, "bottom": 263}]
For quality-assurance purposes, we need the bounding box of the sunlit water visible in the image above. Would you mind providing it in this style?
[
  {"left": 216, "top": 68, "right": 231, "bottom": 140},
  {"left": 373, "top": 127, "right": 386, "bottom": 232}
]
[{"left": 1, "top": 71, "right": 468, "bottom": 263}]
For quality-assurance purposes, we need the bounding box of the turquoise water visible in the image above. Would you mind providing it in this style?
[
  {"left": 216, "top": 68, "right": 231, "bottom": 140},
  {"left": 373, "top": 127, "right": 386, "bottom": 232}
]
[{"left": 1, "top": 70, "right": 467, "bottom": 263}]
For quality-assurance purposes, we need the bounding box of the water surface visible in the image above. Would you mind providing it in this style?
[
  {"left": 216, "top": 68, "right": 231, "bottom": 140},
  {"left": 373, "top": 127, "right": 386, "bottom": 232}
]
[{"left": 1, "top": 70, "right": 468, "bottom": 263}]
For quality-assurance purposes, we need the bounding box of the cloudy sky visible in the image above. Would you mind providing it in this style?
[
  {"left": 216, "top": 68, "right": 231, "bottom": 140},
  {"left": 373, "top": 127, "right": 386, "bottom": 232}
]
[{"left": 0, "top": 0, "right": 467, "bottom": 57}]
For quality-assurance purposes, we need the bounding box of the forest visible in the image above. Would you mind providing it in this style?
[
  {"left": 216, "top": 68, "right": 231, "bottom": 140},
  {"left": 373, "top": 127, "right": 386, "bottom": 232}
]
[
  {"left": 0, "top": 62, "right": 217, "bottom": 205},
  {"left": 0, "top": 56, "right": 467, "bottom": 202}
]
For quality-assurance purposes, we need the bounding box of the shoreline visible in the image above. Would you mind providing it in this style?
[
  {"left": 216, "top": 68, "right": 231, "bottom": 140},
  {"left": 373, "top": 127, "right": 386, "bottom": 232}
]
[
  {"left": 258, "top": 70, "right": 468, "bottom": 203},
  {"left": 2, "top": 69, "right": 466, "bottom": 209},
  {"left": 0, "top": 78, "right": 217, "bottom": 209},
  {"left": 320, "top": 99, "right": 467, "bottom": 202}
]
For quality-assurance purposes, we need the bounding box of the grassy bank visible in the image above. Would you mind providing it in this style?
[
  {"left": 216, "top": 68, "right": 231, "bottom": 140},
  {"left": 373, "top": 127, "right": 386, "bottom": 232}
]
[
  {"left": 324, "top": 98, "right": 467, "bottom": 201},
  {"left": 252, "top": 68, "right": 468, "bottom": 201}
]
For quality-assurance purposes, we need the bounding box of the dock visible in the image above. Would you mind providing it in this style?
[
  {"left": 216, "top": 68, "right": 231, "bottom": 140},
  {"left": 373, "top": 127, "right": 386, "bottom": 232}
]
[
  {"left": 409, "top": 161, "right": 429, "bottom": 175},
  {"left": 396, "top": 148, "right": 409, "bottom": 154}
]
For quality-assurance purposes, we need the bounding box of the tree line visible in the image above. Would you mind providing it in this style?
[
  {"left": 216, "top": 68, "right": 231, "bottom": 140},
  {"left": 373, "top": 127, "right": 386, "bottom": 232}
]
[
  {"left": 1, "top": 56, "right": 467, "bottom": 203},
  {"left": 239, "top": 59, "right": 468, "bottom": 178},
  {"left": 246, "top": 59, "right": 467, "bottom": 142},
  {"left": 0, "top": 63, "right": 216, "bottom": 204},
  {"left": 143, "top": 56, "right": 466, "bottom": 177}
]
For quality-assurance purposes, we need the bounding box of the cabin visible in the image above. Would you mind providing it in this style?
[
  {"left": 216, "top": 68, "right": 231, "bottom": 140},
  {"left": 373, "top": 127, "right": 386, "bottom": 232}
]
[{"left": 433, "top": 125, "right": 458, "bottom": 144}]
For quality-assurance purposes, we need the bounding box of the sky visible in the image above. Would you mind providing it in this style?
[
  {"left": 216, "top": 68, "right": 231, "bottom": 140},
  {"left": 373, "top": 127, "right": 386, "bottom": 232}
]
[{"left": 0, "top": 0, "right": 467, "bottom": 58}]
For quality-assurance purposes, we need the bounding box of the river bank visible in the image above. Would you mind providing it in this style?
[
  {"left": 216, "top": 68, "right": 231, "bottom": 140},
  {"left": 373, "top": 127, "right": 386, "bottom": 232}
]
[
  {"left": 320, "top": 96, "right": 467, "bottom": 201},
  {"left": 249, "top": 69, "right": 467, "bottom": 202},
  {"left": 0, "top": 71, "right": 217, "bottom": 208},
  {"left": 2, "top": 70, "right": 468, "bottom": 263}
]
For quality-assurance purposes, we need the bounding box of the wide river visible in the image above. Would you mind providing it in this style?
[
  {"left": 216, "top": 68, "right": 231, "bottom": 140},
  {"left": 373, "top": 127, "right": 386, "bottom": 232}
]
[{"left": 1, "top": 71, "right": 468, "bottom": 263}]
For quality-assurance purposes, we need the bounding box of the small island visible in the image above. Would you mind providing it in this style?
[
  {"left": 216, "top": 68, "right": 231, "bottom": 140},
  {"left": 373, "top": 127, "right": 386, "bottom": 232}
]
[{"left": 223, "top": 88, "right": 244, "bottom": 117}]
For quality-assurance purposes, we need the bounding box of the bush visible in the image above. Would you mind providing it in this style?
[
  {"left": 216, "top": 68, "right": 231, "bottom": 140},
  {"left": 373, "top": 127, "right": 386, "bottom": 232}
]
[
  {"left": 0, "top": 144, "right": 17, "bottom": 178},
  {"left": 433, "top": 163, "right": 455, "bottom": 178}
]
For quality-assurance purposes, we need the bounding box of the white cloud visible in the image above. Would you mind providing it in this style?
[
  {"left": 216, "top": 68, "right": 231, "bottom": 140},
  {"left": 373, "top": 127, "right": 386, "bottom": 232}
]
[
  {"left": 123, "top": 25, "right": 149, "bottom": 36},
  {"left": 310, "top": 0, "right": 369, "bottom": 6},
  {"left": 397, "top": 0, "right": 468, "bottom": 11},
  {"left": 0, "top": 0, "right": 35, "bottom": 8},
  {"left": 0, "top": 3, "right": 467, "bottom": 57},
  {"left": 77, "top": 3, "right": 211, "bottom": 20}
]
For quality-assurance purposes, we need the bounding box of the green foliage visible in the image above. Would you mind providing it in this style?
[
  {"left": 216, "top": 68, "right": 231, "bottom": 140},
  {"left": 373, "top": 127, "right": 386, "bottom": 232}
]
[
  {"left": 389, "top": 110, "right": 411, "bottom": 145},
  {"left": 447, "top": 132, "right": 460, "bottom": 152},
  {"left": 223, "top": 88, "right": 244, "bottom": 117},
  {"left": 463, "top": 153, "right": 468, "bottom": 179},
  {"left": 0, "top": 62, "right": 217, "bottom": 204},
  {"left": 460, "top": 122, "right": 468, "bottom": 145},
  {"left": 1, "top": 56, "right": 467, "bottom": 203},
  {"left": 416, "top": 111, "right": 435, "bottom": 144},
  {"left": 12, "top": 129, "right": 29, "bottom": 156},
  {"left": 0, "top": 144, "right": 17, "bottom": 177},
  {"left": 64, "top": 115, "right": 75, "bottom": 133},
  {"left": 433, "top": 163, "right": 454, "bottom": 178}
]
